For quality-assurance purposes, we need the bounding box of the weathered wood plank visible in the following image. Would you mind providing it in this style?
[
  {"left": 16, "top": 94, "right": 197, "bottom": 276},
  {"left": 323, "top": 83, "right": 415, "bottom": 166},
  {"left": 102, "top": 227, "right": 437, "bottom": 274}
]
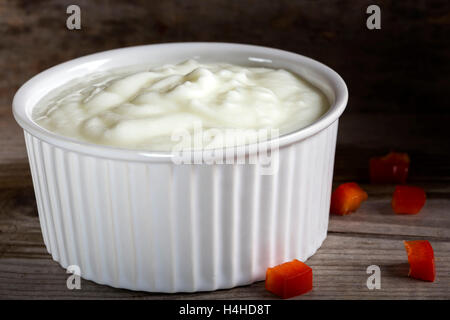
[
  {"left": 0, "top": 233, "right": 448, "bottom": 299},
  {"left": 2, "top": 185, "right": 449, "bottom": 240},
  {"left": 1, "top": 0, "right": 449, "bottom": 116},
  {"left": 1, "top": 111, "right": 448, "bottom": 298},
  {"left": 1, "top": 0, "right": 449, "bottom": 300},
  {"left": 3, "top": 113, "right": 450, "bottom": 182},
  {"left": 329, "top": 196, "right": 450, "bottom": 239},
  {"left": 0, "top": 111, "right": 26, "bottom": 166},
  {"left": 0, "top": 186, "right": 449, "bottom": 299}
]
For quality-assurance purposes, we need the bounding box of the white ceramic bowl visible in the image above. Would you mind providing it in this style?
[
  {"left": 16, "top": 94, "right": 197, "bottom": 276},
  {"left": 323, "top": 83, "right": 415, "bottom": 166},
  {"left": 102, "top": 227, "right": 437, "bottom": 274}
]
[{"left": 13, "top": 43, "right": 347, "bottom": 293}]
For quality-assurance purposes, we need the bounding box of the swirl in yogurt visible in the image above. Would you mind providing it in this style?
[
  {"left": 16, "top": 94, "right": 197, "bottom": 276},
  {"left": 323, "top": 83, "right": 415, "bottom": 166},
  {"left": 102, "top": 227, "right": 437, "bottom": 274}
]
[{"left": 33, "top": 60, "right": 329, "bottom": 150}]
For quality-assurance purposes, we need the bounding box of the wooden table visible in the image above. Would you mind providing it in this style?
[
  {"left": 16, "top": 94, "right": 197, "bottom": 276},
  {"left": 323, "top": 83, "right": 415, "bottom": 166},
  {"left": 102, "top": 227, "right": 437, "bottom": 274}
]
[
  {"left": 1, "top": 112, "right": 448, "bottom": 299},
  {"left": 1, "top": 0, "right": 449, "bottom": 300}
]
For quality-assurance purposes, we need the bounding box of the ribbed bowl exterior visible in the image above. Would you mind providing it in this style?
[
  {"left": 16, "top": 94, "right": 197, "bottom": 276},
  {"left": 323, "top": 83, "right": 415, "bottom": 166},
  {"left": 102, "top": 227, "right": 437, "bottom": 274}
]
[{"left": 23, "top": 120, "right": 338, "bottom": 293}]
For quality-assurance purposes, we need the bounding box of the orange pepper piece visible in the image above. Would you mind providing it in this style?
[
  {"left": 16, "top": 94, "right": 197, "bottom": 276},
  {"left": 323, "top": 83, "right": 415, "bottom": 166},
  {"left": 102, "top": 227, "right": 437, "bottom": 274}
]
[
  {"left": 392, "top": 185, "right": 426, "bottom": 214},
  {"left": 330, "top": 182, "right": 368, "bottom": 215},
  {"left": 370, "top": 152, "right": 410, "bottom": 184},
  {"left": 404, "top": 240, "right": 436, "bottom": 282},
  {"left": 265, "top": 259, "right": 313, "bottom": 299}
]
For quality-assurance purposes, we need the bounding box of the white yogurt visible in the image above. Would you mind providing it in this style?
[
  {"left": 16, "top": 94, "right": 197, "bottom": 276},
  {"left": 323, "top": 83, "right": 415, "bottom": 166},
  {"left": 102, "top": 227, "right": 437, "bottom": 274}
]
[{"left": 33, "top": 60, "right": 329, "bottom": 150}]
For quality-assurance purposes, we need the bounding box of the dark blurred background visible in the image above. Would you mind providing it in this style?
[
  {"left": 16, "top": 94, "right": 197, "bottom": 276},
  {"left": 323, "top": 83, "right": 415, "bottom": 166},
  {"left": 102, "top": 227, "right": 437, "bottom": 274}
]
[{"left": 1, "top": 0, "right": 449, "bottom": 181}]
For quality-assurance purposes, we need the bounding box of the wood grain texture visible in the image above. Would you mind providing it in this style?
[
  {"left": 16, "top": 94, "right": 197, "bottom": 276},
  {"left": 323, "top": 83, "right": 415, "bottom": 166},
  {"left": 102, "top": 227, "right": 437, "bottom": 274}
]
[
  {"left": 0, "top": 112, "right": 449, "bottom": 299},
  {"left": 0, "top": 180, "right": 449, "bottom": 299},
  {"left": 1, "top": 0, "right": 449, "bottom": 299},
  {"left": 1, "top": 0, "right": 449, "bottom": 115},
  {"left": 0, "top": 231, "right": 449, "bottom": 300}
]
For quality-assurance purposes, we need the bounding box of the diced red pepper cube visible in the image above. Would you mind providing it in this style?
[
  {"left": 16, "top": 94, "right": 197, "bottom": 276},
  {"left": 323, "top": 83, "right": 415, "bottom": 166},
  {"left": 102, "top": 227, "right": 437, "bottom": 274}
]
[
  {"left": 265, "top": 259, "right": 313, "bottom": 299},
  {"left": 330, "top": 182, "right": 368, "bottom": 215},
  {"left": 404, "top": 240, "right": 435, "bottom": 282},
  {"left": 370, "top": 152, "right": 410, "bottom": 184},
  {"left": 392, "top": 185, "right": 426, "bottom": 214}
]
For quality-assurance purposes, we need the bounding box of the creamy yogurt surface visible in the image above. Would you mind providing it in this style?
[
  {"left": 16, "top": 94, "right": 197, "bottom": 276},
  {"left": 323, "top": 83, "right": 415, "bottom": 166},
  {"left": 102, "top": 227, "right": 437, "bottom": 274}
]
[{"left": 33, "top": 60, "right": 329, "bottom": 151}]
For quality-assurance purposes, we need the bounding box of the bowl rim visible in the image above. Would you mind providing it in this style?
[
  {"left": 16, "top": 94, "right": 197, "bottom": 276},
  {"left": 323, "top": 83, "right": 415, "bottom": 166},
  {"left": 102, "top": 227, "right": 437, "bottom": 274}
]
[{"left": 13, "top": 42, "right": 348, "bottom": 163}]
